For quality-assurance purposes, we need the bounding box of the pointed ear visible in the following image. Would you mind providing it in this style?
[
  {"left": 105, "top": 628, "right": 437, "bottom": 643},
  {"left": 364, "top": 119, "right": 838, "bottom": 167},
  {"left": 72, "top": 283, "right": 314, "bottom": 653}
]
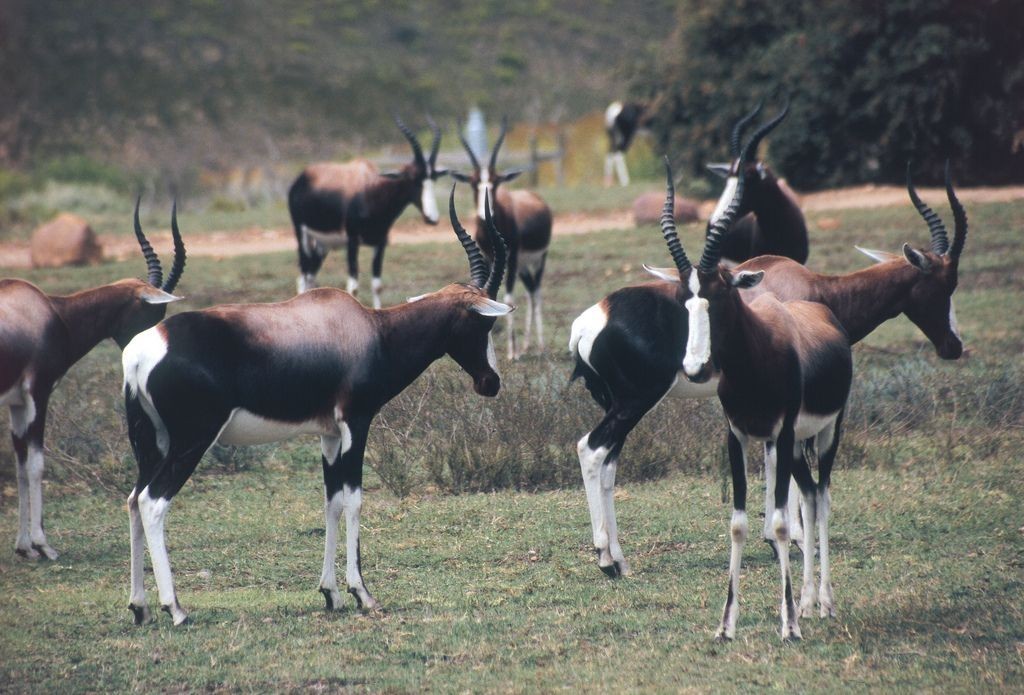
[
  {"left": 406, "top": 293, "right": 429, "bottom": 303},
  {"left": 469, "top": 296, "right": 514, "bottom": 316},
  {"left": 902, "top": 243, "right": 933, "bottom": 272},
  {"left": 642, "top": 264, "right": 681, "bottom": 283},
  {"left": 140, "top": 288, "right": 182, "bottom": 304},
  {"left": 450, "top": 171, "right": 472, "bottom": 183},
  {"left": 730, "top": 270, "right": 764, "bottom": 289},
  {"left": 705, "top": 163, "right": 731, "bottom": 179},
  {"left": 432, "top": 168, "right": 450, "bottom": 179},
  {"left": 497, "top": 169, "right": 523, "bottom": 183},
  {"left": 855, "top": 246, "right": 900, "bottom": 264},
  {"left": 380, "top": 171, "right": 403, "bottom": 180}
]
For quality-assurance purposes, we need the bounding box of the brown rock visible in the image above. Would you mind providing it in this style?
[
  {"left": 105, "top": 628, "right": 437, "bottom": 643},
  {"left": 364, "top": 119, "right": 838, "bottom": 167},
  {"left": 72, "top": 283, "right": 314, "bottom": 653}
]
[
  {"left": 30, "top": 213, "right": 103, "bottom": 268},
  {"left": 816, "top": 217, "right": 841, "bottom": 231},
  {"left": 633, "top": 192, "right": 699, "bottom": 226}
]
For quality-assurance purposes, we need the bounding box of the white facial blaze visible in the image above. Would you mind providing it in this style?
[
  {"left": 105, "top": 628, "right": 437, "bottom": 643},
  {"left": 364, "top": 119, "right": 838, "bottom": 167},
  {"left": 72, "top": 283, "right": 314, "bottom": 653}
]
[
  {"left": 476, "top": 171, "right": 493, "bottom": 220},
  {"left": 486, "top": 335, "right": 498, "bottom": 372},
  {"left": 948, "top": 300, "right": 962, "bottom": 340},
  {"left": 710, "top": 176, "right": 739, "bottom": 225},
  {"left": 683, "top": 269, "right": 711, "bottom": 376},
  {"left": 420, "top": 178, "right": 439, "bottom": 223}
]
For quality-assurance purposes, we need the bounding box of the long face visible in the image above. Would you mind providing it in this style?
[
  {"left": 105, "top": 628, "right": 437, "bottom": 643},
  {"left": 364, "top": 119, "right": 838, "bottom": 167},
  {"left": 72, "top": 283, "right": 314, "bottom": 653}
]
[
  {"left": 901, "top": 250, "right": 963, "bottom": 359},
  {"left": 442, "top": 285, "right": 508, "bottom": 396},
  {"left": 682, "top": 266, "right": 763, "bottom": 383},
  {"left": 407, "top": 164, "right": 441, "bottom": 225}
]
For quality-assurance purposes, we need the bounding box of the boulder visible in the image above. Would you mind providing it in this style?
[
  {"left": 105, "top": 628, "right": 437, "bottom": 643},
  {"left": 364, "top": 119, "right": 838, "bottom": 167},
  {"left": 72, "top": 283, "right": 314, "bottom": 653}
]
[
  {"left": 30, "top": 213, "right": 103, "bottom": 268},
  {"left": 633, "top": 192, "right": 700, "bottom": 226}
]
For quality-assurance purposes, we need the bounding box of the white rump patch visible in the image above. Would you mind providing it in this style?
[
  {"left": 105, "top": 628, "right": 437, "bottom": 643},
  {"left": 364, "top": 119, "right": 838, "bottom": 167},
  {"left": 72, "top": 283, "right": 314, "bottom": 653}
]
[
  {"left": 605, "top": 101, "right": 624, "bottom": 129},
  {"left": 123, "top": 327, "right": 169, "bottom": 400},
  {"left": 709, "top": 176, "right": 739, "bottom": 225},
  {"left": 421, "top": 178, "right": 439, "bottom": 223},
  {"left": 217, "top": 409, "right": 336, "bottom": 447},
  {"left": 569, "top": 303, "right": 608, "bottom": 369},
  {"left": 682, "top": 269, "right": 711, "bottom": 377}
]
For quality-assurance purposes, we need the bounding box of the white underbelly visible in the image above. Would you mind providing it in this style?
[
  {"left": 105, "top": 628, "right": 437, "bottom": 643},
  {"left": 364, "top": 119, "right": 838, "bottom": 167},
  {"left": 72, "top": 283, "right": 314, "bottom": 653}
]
[
  {"left": 304, "top": 226, "right": 349, "bottom": 250},
  {"left": 518, "top": 249, "right": 546, "bottom": 274},
  {"left": 217, "top": 408, "right": 337, "bottom": 446},
  {"left": 793, "top": 410, "right": 839, "bottom": 441},
  {"left": 666, "top": 370, "right": 720, "bottom": 400}
]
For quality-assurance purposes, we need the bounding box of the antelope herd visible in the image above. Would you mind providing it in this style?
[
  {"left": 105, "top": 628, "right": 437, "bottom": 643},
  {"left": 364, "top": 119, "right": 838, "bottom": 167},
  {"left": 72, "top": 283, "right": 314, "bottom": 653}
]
[{"left": 2, "top": 104, "right": 973, "bottom": 641}]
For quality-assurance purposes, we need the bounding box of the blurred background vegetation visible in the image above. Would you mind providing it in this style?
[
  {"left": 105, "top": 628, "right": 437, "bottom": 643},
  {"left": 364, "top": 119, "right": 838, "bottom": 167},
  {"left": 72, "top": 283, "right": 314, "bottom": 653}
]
[{"left": 0, "top": 0, "right": 1021, "bottom": 230}]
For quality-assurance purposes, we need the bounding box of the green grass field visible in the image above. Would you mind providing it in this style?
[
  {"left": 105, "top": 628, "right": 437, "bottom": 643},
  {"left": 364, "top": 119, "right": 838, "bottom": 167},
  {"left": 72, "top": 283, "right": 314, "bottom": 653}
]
[{"left": 1, "top": 197, "right": 1023, "bottom": 691}]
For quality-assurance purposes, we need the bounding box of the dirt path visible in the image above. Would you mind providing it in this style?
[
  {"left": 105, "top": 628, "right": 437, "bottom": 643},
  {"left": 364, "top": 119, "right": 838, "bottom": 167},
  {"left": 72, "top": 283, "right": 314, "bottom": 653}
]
[{"left": 3, "top": 185, "right": 1022, "bottom": 269}]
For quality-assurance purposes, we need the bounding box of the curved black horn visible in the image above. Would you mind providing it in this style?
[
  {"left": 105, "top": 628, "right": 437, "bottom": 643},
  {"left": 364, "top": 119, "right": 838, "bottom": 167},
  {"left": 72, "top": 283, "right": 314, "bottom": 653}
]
[
  {"left": 162, "top": 199, "right": 187, "bottom": 293},
  {"left": 906, "top": 161, "right": 949, "bottom": 255},
  {"left": 738, "top": 97, "right": 790, "bottom": 165},
  {"left": 699, "top": 153, "right": 748, "bottom": 272},
  {"left": 944, "top": 160, "right": 968, "bottom": 260},
  {"left": 426, "top": 114, "right": 442, "bottom": 169},
  {"left": 133, "top": 195, "right": 163, "bottom": 288},
  {"left": 730, "top": 100, "right": 764, "bottom": 158},
  {"left": 483, "top": 193, "right": 508, "bottom": 299},
  {"left": 659, "top": 157, "right": 692, "bottom": 275},
  {"left": 394, "top": 114, "right": 426, "bottom": 169},
  {"left": 489, "top": 116, "right": 508, "bottom": 172},
  {"left": 449, "top": 184, "right": 489, "bottom": 288},
  {"left": 457, "top": 120, "right": 481, "bottom": 172}
]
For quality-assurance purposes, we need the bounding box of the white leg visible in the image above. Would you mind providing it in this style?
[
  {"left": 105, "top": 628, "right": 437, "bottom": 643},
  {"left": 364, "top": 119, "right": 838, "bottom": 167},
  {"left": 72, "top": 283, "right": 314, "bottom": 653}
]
[
  {"left": 789, "top": 476, "right": 804, "bottom": 548},
  {"left": 600, "top": 456, "right": 629, "bottom": 576},
  {"left": 773, "top": 506, "right": 801, "bottom": 640},
  {"left": 319, "top": 488, "right": 345, "bottom": 610},
  {"left": 762, "top": 442, "right": 776, "bottom": 544},
  {"left": 533, "top": 288, "right": 545, "bottom": 351},
  {"left": 614, "top": 152, "right": 630, "bottom": 186},
  {"left": 604, "top": 153, "right": 615, "bottom": 187},
  {"left": 138, "top": 489, "right": 187, "bottom": 625},
  {"left": 577, "top": 436, "right": 609, "bottom": 566},
  {"left": 522, "top": 291, "right": 534, "bottom": 354},
  {"left": 798, "top": 488, "right": 817, "bottom": 619},
  {"left": 504, "top": 291, "right": 517, "bottom": 360},
  {"left": 127, "top": 489, "right": 151, "bottom": 623},
  {"left": 297, "top": 273, "right": 318, "bottom": 294},
  {"left": 818, "top": 486, "right": 835, "bottom": 618},
  {"left": 346, "top": 276, "right": 359, "bottom": 297},
  {"left": 25, "top": 444, "right": 56, "bottom": 559},
  {"left": 371, "top": 276, "right": 382, "bottom": 310},
  {"left": 717, "top": 510, "right": 747, "bottom": 641},
  {"left": 342, "top": 484, "right": 377, "bottom": 610},
  {"left": 10, "top": 404, "right": 37, "bottom": 558}
]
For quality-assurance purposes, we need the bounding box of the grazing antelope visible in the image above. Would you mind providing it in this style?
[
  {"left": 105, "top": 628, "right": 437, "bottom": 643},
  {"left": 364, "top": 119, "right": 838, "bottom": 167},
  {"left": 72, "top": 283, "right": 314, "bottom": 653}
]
[
  {"left": 1, "top": 200, "right": 186, "bottom": 560},
  {"left": 452, "top": 118, "right": 552, "bottom": 359},
  {"left": 121, "top": 187, "right": 511, "bottom": 625},
  {"left": 571, "top": 146, "right": 969, "bottom": 580},
  {"left": 604, "top": 100, "right": 651, "bottom": 187},
  {"left": 705, "top": 100, "right": 809, "bottom": 265},
  {"left": 288, "top": 115, "right": 449, "bottom": 307}
]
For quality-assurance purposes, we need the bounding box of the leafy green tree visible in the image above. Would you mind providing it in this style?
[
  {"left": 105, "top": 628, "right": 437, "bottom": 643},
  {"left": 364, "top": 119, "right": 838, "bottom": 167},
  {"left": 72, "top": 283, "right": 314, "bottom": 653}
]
[{"left": 639, "top": 0, "right": 1024, "bottom": 188}]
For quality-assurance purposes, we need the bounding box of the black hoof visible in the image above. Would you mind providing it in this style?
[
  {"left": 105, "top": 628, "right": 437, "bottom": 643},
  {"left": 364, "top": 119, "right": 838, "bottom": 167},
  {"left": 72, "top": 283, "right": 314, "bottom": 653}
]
[
  {"left": 320, "top": 587, "right": 335, "bottom": 611},
  {"left": 346, "top": 587, "right": 363, "bottom": 609},
  {"left": 599, "top": 562, "right": 621, "bottom": 579},
  {"left": 764, "top": 538, "right": 780, "bottom": 560},
  {"left": 129, "top": 604, "right": 147, "bottom": 625},
  {"left": 714, "top": 633, "right": 733, "bottom": 643}
]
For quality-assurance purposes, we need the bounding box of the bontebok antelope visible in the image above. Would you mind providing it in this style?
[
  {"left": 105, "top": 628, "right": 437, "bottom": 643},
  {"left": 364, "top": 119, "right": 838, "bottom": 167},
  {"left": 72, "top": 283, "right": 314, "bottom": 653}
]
[
  {"left": 604, "top": 100, "right": 651, "bottom": 187},
  {"left": 676, "top": 139, "right": 853, "bottom": 640},
  {"left": 1, "top": 200, "right": 186, "bottom": 560},
  {"left": 705, "top": 99, "right": 808, "bottom": 265},
  {"left": 121, "top": 187, "right": 511, "bottom": 625},
  {"left": 289, "top": 115, "right": 449, "bottom": 307},
  {"left": 570, "top": 152, "right": 969, "bottom": 579},
  {"left": 452, "top": 117, "right": 552, "bottom": 359}
]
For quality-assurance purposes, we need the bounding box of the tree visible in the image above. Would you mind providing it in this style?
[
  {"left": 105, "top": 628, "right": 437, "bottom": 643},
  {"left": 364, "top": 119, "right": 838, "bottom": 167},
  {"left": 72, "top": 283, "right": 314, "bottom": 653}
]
[{"left": 639, "top": 0, "right": 1024, "bottom": 188}]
